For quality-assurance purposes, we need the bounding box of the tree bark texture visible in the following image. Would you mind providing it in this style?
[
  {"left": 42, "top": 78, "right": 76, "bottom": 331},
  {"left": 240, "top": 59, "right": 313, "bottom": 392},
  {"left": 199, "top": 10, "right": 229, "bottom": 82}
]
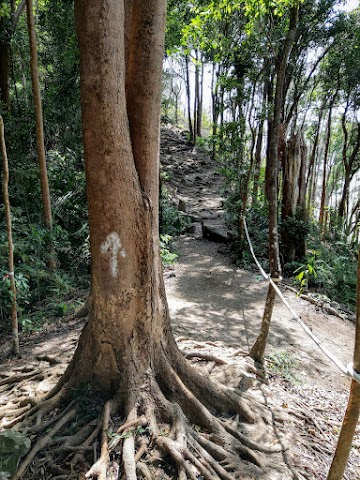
[
  {"left": 306, "top": 103, "right": 324, "bottom": 218},
  {"left": 327, "top": 249, "right": 360, "bottom": 480},
  {"left": 252, "top": 76, "right": 267, "bottom": 201},
  {"left": 185, "top": 54, "right": 194, "bottom": 144},
  {"left": 319, "top": 101, "right": 334, "bottom": 236},
  {"left": 338, "top": 120, "right": 360, "bottom": 223},
  {"left": 26, "top": 0, "right": 55, "bottom": 269},
  {"left": 0, "top": 40, "right": 10, "bottom": 110},
  {"left": 62, "top": 0, "right": 167, "bottom": 396},
  {"left": 281, "top": 130, "right": 307, "bottom": 262},
  {"left": 0, "top": 115, "right": 19, "bottom": 355},
  {"left": 250, "top": 5, "right": 298, "bottom": 365},
  {"left": 55, "top": 0, "right": 260, "bottom": 444}
]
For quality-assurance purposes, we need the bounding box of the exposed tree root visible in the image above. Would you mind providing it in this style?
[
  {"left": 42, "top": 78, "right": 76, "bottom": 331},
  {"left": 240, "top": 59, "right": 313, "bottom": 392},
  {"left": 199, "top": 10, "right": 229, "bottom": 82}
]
[
  {"left": 12, "top": 407, "right": 78, "bottom": 480},
  {"left": 2, "top": 343, "right": 296, "bottom": 480},
  {"left": 184, "top": 351, "right": 227, "bottom": 365},
  {"left": 85, "top": 401, "right": 112, "bottom": 480}
]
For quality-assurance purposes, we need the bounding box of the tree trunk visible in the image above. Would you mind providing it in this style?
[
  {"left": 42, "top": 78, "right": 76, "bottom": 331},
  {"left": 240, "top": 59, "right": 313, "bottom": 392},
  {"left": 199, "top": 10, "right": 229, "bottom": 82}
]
[
  {"left": 193, "top": 51, "right": 199, "bottom": 144},
  {"left": 0, "top": 0, "right": 26, "bottom": 111},
  {"left": 327, "top": 249, "right": 360, "bottom": 480},
  {"left": 26, "top": 0, "right": 56, "bottom": 270},
  {"left": 306, "top": 103, "right": 324, "bottom": 219},
  {"left": 252, "top": 77, "right": 267, "bottom": 201},
  {"left": 319, "top": 102, "right": 334, "bottom": 237},
  {"left": 338, "top": 121, "right": 360, "bottom": 223},
  {"left": 250, "top": 5, "right": 299, "bottom": 365},
  {"left": 12, "top": 1, "right": 271, "bottom": 478},
  {"left": 0, "top": 40, "right": 10, "bottom": 110},
  {"left": 281, "top": 130, "right": 307, "bottom": 262},
  {"left": 196, "top": 56, "right": 204, "bottom": 138},
  {"left": 0, "top": 115, "right": 19, "bottom": 356},
  {"left": 184, "top": 54, "right": 194, "bottom": 144}
]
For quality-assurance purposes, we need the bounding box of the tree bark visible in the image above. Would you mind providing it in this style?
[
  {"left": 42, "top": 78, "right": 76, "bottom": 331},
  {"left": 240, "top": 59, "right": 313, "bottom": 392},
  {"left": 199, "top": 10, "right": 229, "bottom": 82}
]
[
  {"left": 252, "top": 76, "right": 267, "bottom": 201},
  {"left": 184, "top": 54, "right": 194, "bottom": 143},
  {"left": 327, "top": 248, "right": 360, "bottom": 480},
  {"left": 250, "top": 4, "right": 299, "bottom": 364},
  {"left": 338, "top": 120, "right": 360, "bottom": 223},
  {"left": 306, "top": 103, "right": 324, "bottom": 219},
  {"left": 26, "top": 0, "right": 55, "bottom": 269},
  {"left": 196, "top": 55, "right": 204, "bottom": 138},
  {"left": 0, "top": 115, "right": 19, "bottom": 356},
  {"left": 0, "top": 0, "right": 26, "bottom": 112},
  {"left": 0, "top": 39, "right": 10, "bottom": 110},
  {"left": 281, "top": 130, "right": 307, "bottom": 262},
  {"left": 319, "top": 100, "right": 334, "bottom": 237}
]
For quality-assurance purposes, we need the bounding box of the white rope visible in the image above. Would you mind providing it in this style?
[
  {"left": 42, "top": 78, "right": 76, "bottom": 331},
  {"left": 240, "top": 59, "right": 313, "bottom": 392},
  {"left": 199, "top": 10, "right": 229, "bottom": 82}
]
[{"left": 243, "top": 218, "right": 360, "bottom": 386}]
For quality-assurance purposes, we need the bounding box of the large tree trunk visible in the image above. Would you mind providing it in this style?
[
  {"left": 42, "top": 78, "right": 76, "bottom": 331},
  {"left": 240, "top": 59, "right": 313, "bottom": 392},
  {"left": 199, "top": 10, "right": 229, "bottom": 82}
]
[
  {"left": 281, "top": 130, "right": 307, "bottom": 262},
  {"left": 10, "top": 2, "right": 277, "bottom": 479}
]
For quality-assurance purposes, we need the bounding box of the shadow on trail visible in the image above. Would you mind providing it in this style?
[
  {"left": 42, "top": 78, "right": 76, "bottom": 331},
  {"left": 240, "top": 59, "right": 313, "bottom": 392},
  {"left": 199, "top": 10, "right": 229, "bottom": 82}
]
[{"left": 166, "top": 236, "right": 299, "bottom": 353}]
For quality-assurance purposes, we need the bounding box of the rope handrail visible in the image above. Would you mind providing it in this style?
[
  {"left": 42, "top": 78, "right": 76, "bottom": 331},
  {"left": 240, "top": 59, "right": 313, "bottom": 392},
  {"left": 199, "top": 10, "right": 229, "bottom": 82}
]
[{"left": 243, "top": 218, "right": 360, "bottom": 386}]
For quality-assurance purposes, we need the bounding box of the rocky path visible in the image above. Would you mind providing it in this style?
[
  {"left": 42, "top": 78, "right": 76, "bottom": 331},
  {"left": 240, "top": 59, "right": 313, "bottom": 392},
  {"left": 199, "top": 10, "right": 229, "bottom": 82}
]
[{"left": 161, "top": 127, "right": 360, "bottom": 480}]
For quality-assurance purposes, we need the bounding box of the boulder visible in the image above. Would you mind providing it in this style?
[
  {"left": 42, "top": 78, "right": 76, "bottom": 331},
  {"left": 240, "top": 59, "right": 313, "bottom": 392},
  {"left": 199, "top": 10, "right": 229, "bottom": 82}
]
[{"left": 0, "top": 430, "right": 31, "bottom": 477}]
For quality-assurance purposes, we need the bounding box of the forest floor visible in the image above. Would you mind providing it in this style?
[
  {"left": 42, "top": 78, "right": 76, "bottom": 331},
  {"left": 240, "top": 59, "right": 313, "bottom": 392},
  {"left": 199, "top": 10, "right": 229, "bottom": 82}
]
[{"left": 0, "top": 127, "right": 359, "bottom": 479}]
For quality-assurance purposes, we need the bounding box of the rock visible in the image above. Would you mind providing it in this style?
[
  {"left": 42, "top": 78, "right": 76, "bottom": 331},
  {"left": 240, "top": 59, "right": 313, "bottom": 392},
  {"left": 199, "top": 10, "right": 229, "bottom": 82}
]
[
  {"left": 185, "top": 223, "right": 196, "bottom": 234},
  {"left": 178, "top": 198, "right": 187, "bottom": 212},
  {"left": 0, "top": 430, "right": 31, "bottom": 477},
  {"left": 202, "top": 222, "right": 229, "bottom": 243}
]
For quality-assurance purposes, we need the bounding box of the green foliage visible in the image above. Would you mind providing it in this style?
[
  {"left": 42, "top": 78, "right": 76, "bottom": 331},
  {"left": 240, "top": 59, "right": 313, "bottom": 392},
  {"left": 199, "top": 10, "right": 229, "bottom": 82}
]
[
  {"left": 281, "top": 213, "right": 310, "bottom": 246},
  {"left": 0, "top": 178, "right": 88, "bottom": 334},
  {"left": 160, "top": 234, "right": 178, "bottom": 265},
  {"left": 267, "top": 351, "right": 299, "bottom": 384},
  {"left": 292, "top": 229, "right": 358, "bottom": 310},
  {"left": 293, "top": 251, "right": 317, "bottom": 294},
  {"left": 160, "top": 184, "right": 190, "bottom": 237}
]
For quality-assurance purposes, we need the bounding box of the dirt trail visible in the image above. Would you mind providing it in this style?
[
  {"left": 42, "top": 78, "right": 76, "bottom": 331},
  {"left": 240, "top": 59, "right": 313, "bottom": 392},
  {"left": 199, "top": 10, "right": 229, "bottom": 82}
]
[
  {"left": 0, "top": 127, "right": 359, "bottom": 479},
  {"left": 161, "top": 127, "right": 360, "bottom": 479},
  {"left": 161, "top": 127, "right": 355, "bottom": 390}
]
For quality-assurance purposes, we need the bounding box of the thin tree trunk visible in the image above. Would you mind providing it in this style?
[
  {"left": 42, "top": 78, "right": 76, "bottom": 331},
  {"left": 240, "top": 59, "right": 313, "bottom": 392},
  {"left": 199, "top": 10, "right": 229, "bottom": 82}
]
[
  {"left": 327, "top": 249, "right": 360, "bottom": 480},
  {"left": 184, "top": 55, "right": 193, "bottom": 143},
  {"left": 338, "top": 121, "right": 360, "bottom": 222},
  {"left": 0, "top": 40, "right": 10, "bottom": 110},
  {"left": 193, "top": 51, "right": 199, "bottom": 144},
  {"left": 250, "top": 4, "right": 299, "bottom": 364},
  {"left": 319, "top": 102, "right": 333, "bottom": 237},
  {"left": 0, "top": 0, "right": 26, "bottom": 111},
  {"left": 26, "top": 0, "right": 56, "bottom": 270},
  {"left": 196, "top": 56, "right": 204, "bottom": 137},
  {"left": 0, "top": 116, "right": 19, "bottom": 356},
  {"left": 306, "top": 104, "right": 324, "bottom": 219},
  {"left": 253, "top": 77, "right": 267, "bottom": 200}
]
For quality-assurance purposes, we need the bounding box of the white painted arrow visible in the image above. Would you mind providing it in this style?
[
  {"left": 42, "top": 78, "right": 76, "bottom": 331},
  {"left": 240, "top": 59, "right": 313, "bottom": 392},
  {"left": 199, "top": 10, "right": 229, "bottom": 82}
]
[{"left": 100, "top": 232, "right": 126, "bottom": 278}]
